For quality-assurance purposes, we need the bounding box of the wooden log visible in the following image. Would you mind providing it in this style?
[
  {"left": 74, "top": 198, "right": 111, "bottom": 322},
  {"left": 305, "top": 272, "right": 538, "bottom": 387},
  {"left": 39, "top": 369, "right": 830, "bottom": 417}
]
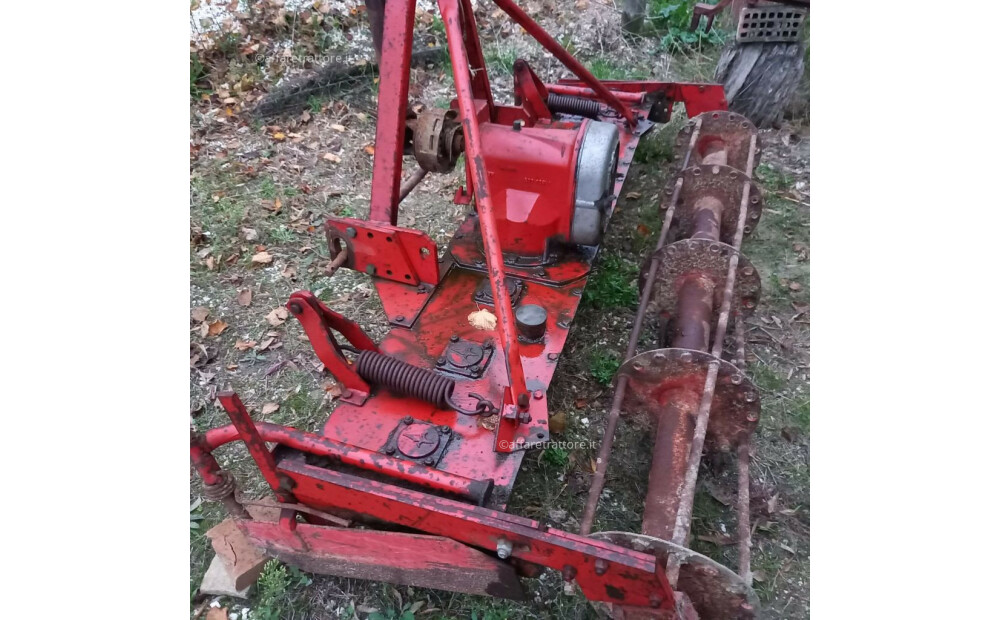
[
  {"left": 622, "top": 0, "right": 648, "bottom": 34},
  {"left": 241, "top": 520, "right": 526, "bottom": 600},
  {"left": 713, "top": 40, "right": 806, "bottom": 128},
  {"left": 715, "top": 41, "right": 805, "bottom": 129}
]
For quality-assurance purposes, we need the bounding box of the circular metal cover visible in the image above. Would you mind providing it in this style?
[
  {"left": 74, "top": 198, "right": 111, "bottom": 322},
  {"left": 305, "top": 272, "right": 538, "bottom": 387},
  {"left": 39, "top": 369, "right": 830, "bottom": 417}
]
[
  {"left": 642, "top": 238, "right": 761, "bottom": 320},
  {"left": 589, "top": 531, "right": 760, "bottom": 620},
  {"left": 668, "top": 164, "right": 763, "bottom": 243},
  {"left": 675, "top": 111, "right": 761, "bottom": 172},
  {"left": 616, "top": 348, "right": 760, "bottom": 450},
  {"left": 396, "top": 425, "right": 441, "bottom": 459}
]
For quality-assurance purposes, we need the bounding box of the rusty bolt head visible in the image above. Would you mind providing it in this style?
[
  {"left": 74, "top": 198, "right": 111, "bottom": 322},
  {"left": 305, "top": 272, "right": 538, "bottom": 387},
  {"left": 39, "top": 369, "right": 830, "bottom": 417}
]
[
  {"left": 439, "top": 426, "right": 451, "bottom": 434},
  {"left": 403, "top": 415, "right": 414, "bottom": 424},
  {"left": 437, "top": 357, "right": 446, "bottom": 366},
  {"left": 533, "top": 390, "right": 543, "bottom": 400},
  {"left": 450, "top": 334, "right": 460, "bottom": 342},
  {"left": 547, "top": 352, "right": 559, "bottom": 361},
  {"left": 395, "top": 315, "right": 405, "bottom": 322},
  {"left": 745, "top": 392, "right": 757, "bottom": 403},
  {"left": 519, "top": 412, "right": 532, "bottom": 424},
  {"left": 649, "top": 594, "right": 663, "bottom": 608},
  {"left": 594, "top": 559, "right": 609, "bottom": 575},
  {"left": 345, "top": 227, "right": 357, "bottom": 238},
  {"left": 512, "top": 120, "right": 523, "bottom": 131},
  {"left": 561, "top": 565, "right": 577, "bottom": 582},
  {"left": 288, "top": 302, "right": 303, "bottom": 315},
  {"left": 731, "top": 374, "right": 743, "bottom": 385},
  {"left": 423, "top": 457, "right": 435, "bottom": 466},
  {"left": 517, "top": 392, "right": 530, "bottom": 408},
  {"left": 365, "top": 264, "right": 376, "bottom": 275}
]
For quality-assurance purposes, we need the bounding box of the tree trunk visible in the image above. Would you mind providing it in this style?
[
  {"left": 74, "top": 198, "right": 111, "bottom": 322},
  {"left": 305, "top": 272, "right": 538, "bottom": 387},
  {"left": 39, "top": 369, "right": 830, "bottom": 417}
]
[
  {"left": 714, "top": 40, "right": 806, "bottom": 129},
  {"left": 622, "top": 0, "right": 647, "bottom": 34}
]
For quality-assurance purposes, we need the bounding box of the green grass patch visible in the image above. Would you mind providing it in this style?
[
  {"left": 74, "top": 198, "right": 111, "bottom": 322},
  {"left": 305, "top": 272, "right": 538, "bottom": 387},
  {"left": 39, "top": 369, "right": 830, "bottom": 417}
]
[
  {"left": 583, "top": 254, "right": 638, "bottom": 309},
  {"left": 589, "top": 351, "right": 620, "bottom": 386}
]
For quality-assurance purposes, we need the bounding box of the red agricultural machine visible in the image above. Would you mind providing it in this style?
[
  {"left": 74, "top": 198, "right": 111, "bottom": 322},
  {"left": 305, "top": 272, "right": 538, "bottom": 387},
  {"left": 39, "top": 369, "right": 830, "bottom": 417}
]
[{"left": 192, "top": 0, "right": 769, "bottom": 616}]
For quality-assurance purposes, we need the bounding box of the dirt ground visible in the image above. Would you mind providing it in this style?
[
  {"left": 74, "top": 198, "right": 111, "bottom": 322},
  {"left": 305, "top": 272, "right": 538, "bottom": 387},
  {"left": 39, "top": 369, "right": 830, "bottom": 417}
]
[{"left": 190, "top": 1, "right": 809, "bottom": 618}]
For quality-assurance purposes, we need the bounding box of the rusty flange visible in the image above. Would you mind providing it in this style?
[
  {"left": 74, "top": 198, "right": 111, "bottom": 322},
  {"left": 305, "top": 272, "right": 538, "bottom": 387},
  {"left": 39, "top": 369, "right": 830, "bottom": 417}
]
[
  {"left": 676, "top": 111, "right": 760, "bottom": 171},
  {"left": 616, "top": 348, "right": 759, "bottom": 451},
  {"left": 668, "top": 164, "right": 763, "bottom": 243},
  {"left": 412, "top": 108, "right": 465, "bottom": 173},
  {"left": 589, "top": 531, "right": 760, "bottom": 620},
  {"left": 642, "top": 238, "right": 761, "bottom": 320}
]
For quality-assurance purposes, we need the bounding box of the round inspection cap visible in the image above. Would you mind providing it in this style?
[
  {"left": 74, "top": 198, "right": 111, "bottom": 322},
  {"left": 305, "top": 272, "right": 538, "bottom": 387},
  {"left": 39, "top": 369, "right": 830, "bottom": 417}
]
[{"left": 515, "top": 304, "right": 547, "bottom": 341}]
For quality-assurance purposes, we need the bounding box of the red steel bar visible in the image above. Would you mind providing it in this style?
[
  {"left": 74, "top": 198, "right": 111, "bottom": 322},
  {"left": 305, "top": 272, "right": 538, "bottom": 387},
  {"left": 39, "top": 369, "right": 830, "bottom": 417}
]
[
  {"left": 544, "top": 83, "right": 646, "bottom": 103},
  {"left": 219, "top": 392, "right": 288, "bottom": 499},
  {"left": 368, "top": 0, "right": 417, "bottom": 224},
  {"left": 672, "top": 275, "right": 716, "bottom": 352},
  {"left": 489, "top": 0, "right": 637, "bottom": 126},
  {"left": 691, "top": 195, "right": 725, "bottom": 241},
  {"left": 439, "top": 0, "right": 529, "bottom": 416},
  {"left": 579, "top": 118, "right": 704, "bottom": 535},
  {"left": 641, "top": 395, "right": 699, "bottom": 538},
  {"left": 203, "top": 420, "right": 493, "bottom": 504}
]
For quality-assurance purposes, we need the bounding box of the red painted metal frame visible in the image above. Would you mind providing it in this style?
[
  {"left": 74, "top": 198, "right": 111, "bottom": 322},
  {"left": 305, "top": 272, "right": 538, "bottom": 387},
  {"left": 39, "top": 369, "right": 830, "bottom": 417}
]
[{"left": 191, "top": 0, "right": 737, "bottom": 612}]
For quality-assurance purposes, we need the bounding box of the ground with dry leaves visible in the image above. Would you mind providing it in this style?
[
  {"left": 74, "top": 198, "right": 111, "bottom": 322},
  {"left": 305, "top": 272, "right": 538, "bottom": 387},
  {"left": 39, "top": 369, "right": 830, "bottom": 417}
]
[{"left": 190, "top": 1, "right": 809, "bottom": 618}]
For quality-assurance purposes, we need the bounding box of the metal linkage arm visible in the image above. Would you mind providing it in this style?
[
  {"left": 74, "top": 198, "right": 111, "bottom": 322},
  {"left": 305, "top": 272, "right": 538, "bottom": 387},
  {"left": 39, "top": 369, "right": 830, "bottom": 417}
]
[
  {"left": 286, "top": 290, "right": 380, "bottom": 405},
  {"left": 439, "top": 0, "right": 530, "bottom": 430}
]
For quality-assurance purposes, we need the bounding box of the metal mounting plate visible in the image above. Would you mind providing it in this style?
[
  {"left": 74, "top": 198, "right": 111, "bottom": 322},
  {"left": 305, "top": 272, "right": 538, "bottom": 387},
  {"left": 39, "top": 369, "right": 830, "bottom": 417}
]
[
  {"left": 669, "top": 164, "right": 763, "bottom": 243},
  {"left": 643, "top": 238, "right": 761, "bottom": 320},
  {"left": 676, "top": 111, "right": 760, "bottom": 172},
  {"left": 327, "top": 217, "right": 440, "bottom": 286},
  {"left": 616, "top": 348, "right": 760, "bottom": 450}
]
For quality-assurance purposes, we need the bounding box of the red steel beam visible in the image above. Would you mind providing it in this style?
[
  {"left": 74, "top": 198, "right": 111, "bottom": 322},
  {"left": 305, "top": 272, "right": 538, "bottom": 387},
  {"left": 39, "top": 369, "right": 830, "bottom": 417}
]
[
  {"left": 368, "top": 0, "right": 417, "bottom": 224},
  {"left": 439, "top": 0, "right": 529, "bottom": 421},
  {"left": 203, "top": 420, "right": 493, "bottom": 505},
  {"left": 279, "top": 456, "right": 677, "bottom": 610}
]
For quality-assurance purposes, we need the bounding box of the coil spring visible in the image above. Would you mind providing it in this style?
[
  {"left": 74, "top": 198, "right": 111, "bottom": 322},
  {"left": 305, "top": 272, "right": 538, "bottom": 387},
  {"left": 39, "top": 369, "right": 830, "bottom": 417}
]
[
  {"left": 355, "top": 350, "right": 456, "bottom": 410},
  {"left": 546, "top": 93, "right": 602, "bottom": 119}
]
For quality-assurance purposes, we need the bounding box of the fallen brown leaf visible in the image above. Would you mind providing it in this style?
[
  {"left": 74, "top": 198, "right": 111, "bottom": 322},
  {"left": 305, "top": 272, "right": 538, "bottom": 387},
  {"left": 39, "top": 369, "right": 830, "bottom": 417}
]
[
  {"left": 574, "top": 398, "right": 588, "bottom": 409},
  {"left": 251, "top": 251, "right": 273, "bottom": 265},
  {"left": 322, "top": 381, "right": 343, "bottom": 400},
  {"left": 281, "top": 265, "right": 297, "bottom": 280},
  {"left": 191, "top": 307, "right": 210, "bottom": 322},
  {"left": 363, "top": 144, "right": 376, "bottom": 155},
  {"left": 234, "top": 340, "right": 257, "bottom": 351},
  {"left": 468, "top": 308, "right": 497, "bottom": 330},
  {"left": 242, "top": 227, "right": 259, "bottom": 241},
  {"left": 207, "top": 320, "right": 228, "bottom": 337},
  {"left": 549, "top": 411, "right": 567, "bottom": 434},
  {"left": 271, "top": 132, "right": 286, "bottom": 141},
  {"left": 323, "top": 153, "right": 342, "bottom": 163},
  {"left": 258, "top": 337, "right": 276, "bottom": 350},
  {"left": 331, "top": 123, "right": 346, "bottom": 132},
  {"left": 237, "top": 289, "right": 252, "bottom": 306},
  {"left": 199, "top": 322, "right": 210, "bottom": 338},
  {"left": 261, "top": 402, "right": 280, "bottom": 415},
  {"left": 266, "top": 307, "right": 289, "bottom": 326}
]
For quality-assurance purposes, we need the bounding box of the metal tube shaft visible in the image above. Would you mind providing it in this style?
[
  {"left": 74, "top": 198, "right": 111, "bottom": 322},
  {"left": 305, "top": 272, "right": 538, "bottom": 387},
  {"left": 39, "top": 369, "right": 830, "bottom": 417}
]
[{"left": 579, "top": 118, "right": 703, "bottom": 535}]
